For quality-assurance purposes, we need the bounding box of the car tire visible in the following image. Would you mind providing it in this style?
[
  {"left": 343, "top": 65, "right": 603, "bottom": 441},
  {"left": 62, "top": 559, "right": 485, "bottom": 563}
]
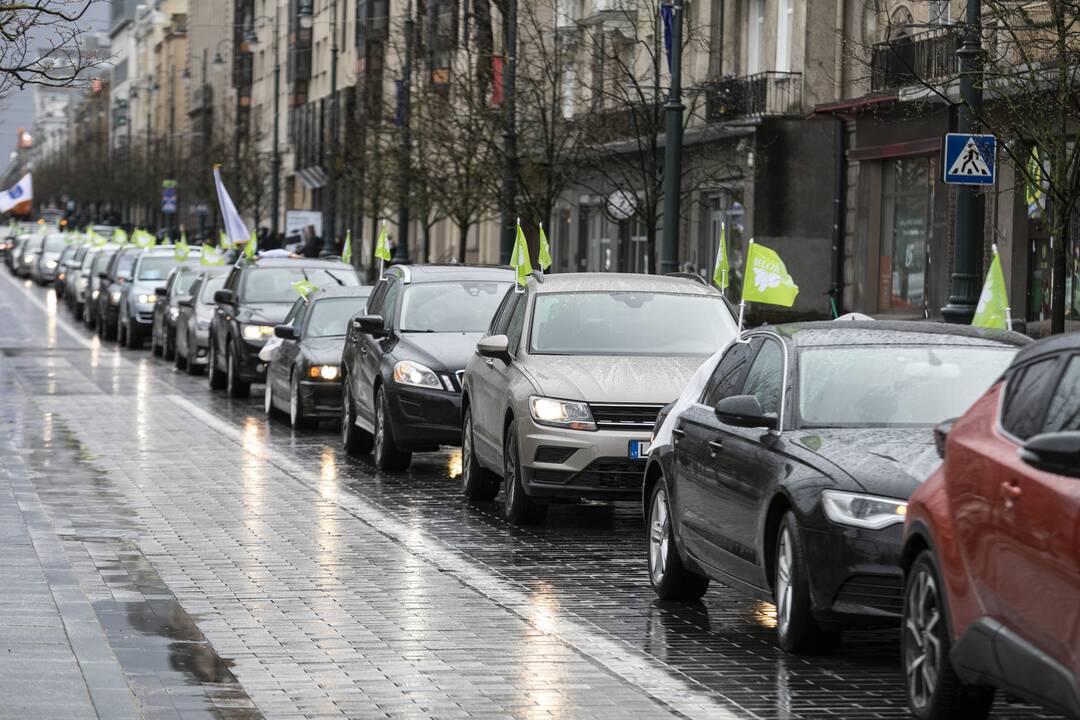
[
  {"left": 341, "top": 378, "right": 373, "bottom": 456},
  {"left": 226, "top": 346, "right": 250, "bottom": 398},
  {"left": 151, "top": 329, "right": 162, "bottom": 356},
  {"left": 174, "top": 341, "right": 186, "bottom": 370},
  {"left": 461, "top": 405, "right": 498, "bottom": 502},
  {"left": 162, "top": 330, "right": 174, "bottom": 360},
  {"left": 502, "top": 423, "right": 547, "bottom": 525},
  {"left": 264, "top": 382, "right": 276, "bottom": 417},
  {"left": 125, "top": 321, "right": 141, "bottom": 350},
  {"left": 904, "top": 551, "right": 995, "bottom": 720},
  {"left": 774, "top": 511, "right": 839, "bottom": 654},
  {"left": 207, "top": 340, "right": 226, "bottom": 390},
  {"left": 373, "top": 386, "right": 411, "bottom": 470},
  {"left": 289, "top": 372, "right": 315, "bottom": 430},
  {"left": 647, "top": 480, "right": 709, "bottom": 601},
  {"left": 185, "top": 337, "right": 202, "bottom": 376}
]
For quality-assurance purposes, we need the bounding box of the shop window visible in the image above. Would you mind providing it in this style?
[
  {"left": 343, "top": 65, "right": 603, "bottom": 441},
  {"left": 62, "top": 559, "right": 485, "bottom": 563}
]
[{"left": 879, "top": 156, "right": 932, "bottom": 312}]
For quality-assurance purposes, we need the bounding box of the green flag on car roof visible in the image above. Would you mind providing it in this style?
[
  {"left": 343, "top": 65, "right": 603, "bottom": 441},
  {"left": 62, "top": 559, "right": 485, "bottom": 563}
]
[
  {"left": 972, "top": 246, "right": 1011, "bottom": 330},
  {"left": 200, "top": 243, "right": 225, "bottom": 267},
  {"left": 511, "top": 219, "right": 532, "bottom": 288},
  {"left": 741, "top": 241, "right": 799, "bottom": 307},
  {"left": 374, "top": 222, "right": 391, "bottom": 262},
  {"left": 174, "top": 233, "right": 191, "bottom": 260},
  {"left": 537, "top": 223, "right": 552, "bottom": 272},
  {"left": 112, "top": 227, "right": 128, "bottom": 245},
  {"left": 291, "top": 279, "right": 318, "bottom": 297},
  {"left": 341, "top": 228, "right": 352, "bottom": 264},
  {"left": 712, "top": 223, "right": 729, "bottom": 291}
]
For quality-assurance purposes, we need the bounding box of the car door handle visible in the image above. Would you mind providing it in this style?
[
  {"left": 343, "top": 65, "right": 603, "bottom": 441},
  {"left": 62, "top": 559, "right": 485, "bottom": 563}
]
[
  {"left": 484, "top": 358, "right": 495, "bottom": 367},
  {"left": 672, "top": 427, "right": 686, "bottom": 438},
  {"left": 360, "top": 346, "right": 367, "bottom": 355},
  {"left": 708, "top": 440, "right": 724, "bottom": 456}
]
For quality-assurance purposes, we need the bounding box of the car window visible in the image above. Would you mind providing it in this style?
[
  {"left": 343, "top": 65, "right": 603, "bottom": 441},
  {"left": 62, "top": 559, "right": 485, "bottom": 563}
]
[
  {"left": 701, "top": 341, "right": 755, "bottom": 406},
  {"left": 199, "top": 274, "right": 227, "bottom": 304},
  {"left": 81, "top": 250, "right": 98, "bottom": 270},
  {"left": 1043, "top": 356, "right": 1080, "bottom": 433},
  {"left": 1001, "top": 358, "right": 1060, "bottom": 440},
  {"left": 116, "top": 251, "right": 138, "bottom": 278},
  {"left": 399, "top": 281, "right": 509, "bottom": 333},
  {"left": 505, "top": 295, "right": 527, "bottom": 355},
  {"left": 282, "top": 298, "right": 305, "bottom": 326},
  {"left": 305, "top": 298, "right": 366, "bottom": 338},
  {"left": 138, "top": 256, "right": 184, "bottom": 281},
  {"left": 43, "top": 234, "right": 66, "bottom": 252},
  {"left": 186, "top": 278, "right": 202, "bottom": 302},
  {"left": 743, "top": 339, "right": 784, "bottom": 416},
  {"left": 488, "top": 288, "right": 519, "bottom": 335},
  {"left": 365, "top": 281, "right": 388, "bottom": 316},
  {"left": 381, "top": 280, "right": 403, "bottom": 328},
  {"left": 174, "top": 271, "right": 199, "bottom": 297}
]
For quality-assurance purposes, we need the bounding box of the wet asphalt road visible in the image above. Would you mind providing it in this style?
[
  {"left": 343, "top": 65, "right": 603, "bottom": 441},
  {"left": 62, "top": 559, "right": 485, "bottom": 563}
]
[{"left": 0, "top": 271, "right": 1063, "bottom": 720}]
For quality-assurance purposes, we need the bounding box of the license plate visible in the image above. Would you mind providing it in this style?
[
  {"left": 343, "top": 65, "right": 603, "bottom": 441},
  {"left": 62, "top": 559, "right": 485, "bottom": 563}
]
[{"left": 628, "top": 440, "right": 650, "bottom": 460}]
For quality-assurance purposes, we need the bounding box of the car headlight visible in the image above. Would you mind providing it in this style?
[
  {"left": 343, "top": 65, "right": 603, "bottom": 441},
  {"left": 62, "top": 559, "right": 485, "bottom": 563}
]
[
  {"left": 308, "top": 365, "right": 340, "bottom": 381},
  {"left": 23, "top": 254, "right": 35, "bottom": 264},
  {"left": 241, "top": 324, "right": 275, "bottom": 340},
  {"left": 79, "top": 277, "right": 89, "bottom": 288},
  {"left": 168, "top": 307, "right": 179, "bottom": 321},
  {"left": 91, "top": 289, "right": 100, "bottom": 300},
  {"left": 136, "top": 293, "right": 156, "bottom": 304},
  {"left": 393, "top": 360, "right": 441, "bottom": 388},
  {"left": 528, "top": 395, "right": 596, "bottom": 431},
  {"left": 822, "top": 491, "right": 908, "bottom": 530},
  {"left": 46, "top": 260, "right": 57, "bottom": 269},
  {"left": 109, "top": 290, "right": 121, "bottom": 304}
]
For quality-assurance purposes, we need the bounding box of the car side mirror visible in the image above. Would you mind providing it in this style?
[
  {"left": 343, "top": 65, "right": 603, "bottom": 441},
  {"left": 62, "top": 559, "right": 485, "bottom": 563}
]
[
  {"left": 97, "top": 271, "right": 109, "bottom": 280},
  {"left": 213, "top": 289, "right": 235, "bottom": 305},
  {"left": 934, "top": 418, "right": 956, "bottom": 459},
  {"left": 177, "top": 297, "right": 193, "bottom": 308},
  {"left": 154, "top": 286, "right": 167, "bottom": 297},
  {"left": 1018, "top": 432, "right": 1080, "bottom": 478},
  {"left": 274, "top": 324, "right": 297, "bottom": 340},
  {"left": 713, "top": 394, "right": 778, "bottom": 430},
  {"left": 352, "top": 314, "right": 387, "bottom": 336},
  {"left": 477, "top": 334, "right": 512, "bottom": 364}
]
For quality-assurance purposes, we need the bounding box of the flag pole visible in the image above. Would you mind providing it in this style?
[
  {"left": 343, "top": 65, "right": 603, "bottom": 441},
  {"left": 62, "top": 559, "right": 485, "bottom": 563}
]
[
  {"left": 991, "top": 243, "right": 1013, "bottom": 330},
  {"left": 515, "top": 217, "right": 525, "bottom": 294},
  {"left": 735, "top": 237, "right": 754, "bottom": 341},
  {"left": 538, "top": 221, "right": 544, "bottom": 276}
]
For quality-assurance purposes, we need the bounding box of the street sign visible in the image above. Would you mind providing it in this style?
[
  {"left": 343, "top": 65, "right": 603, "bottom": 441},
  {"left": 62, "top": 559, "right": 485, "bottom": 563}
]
[
  {"left": 943, "top": 133, "right": 996, "bottom": 185},
  {"left": 161, "top": 179, "right": 178, "bottom": 215}
]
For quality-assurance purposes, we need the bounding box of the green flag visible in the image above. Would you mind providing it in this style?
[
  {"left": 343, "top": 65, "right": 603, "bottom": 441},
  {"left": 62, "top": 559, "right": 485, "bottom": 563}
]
[
  {"left": 741, "top": 241, "right": 799, "bottom": 307},
  {"left": 174, "top": 234, "right": 191, "bottom": 260},
  {"left": 341, "top": 229, "right": 352, "bottom": 264},
  {"left": 133, "top": 229, "right": 157, "bottom": 249},
  {"left": 511, "top": 221, "right": 532, "bottom": 287},
  {"left": 374, "top": 222, "right": 391, "bottom": 261},
  {"left": 112, "top": 227, "right": 128, "bottom": 245},
  {"left": 291, "top": 279, "right": 318, "bottom": 297},
  {"left": 712, "top": 224, "right": 729, "bottom": 290},
  {"left": 537, "top": 223, "right": 552, "bottom": 271},
  {"left": 87, "top": 229, "right": 105, "bottom": 247},
  {"left": 972, "top": 246, "right": 1011, "bottom": 330},
  {"left": 200, "top": 244, "right": 226, "bottom": 267},
  {"left": 243, "top": 228, "right": 256, "bottom": 260},
  {"left": 219, "top": 230, "right": 232, "bottom": 251}
]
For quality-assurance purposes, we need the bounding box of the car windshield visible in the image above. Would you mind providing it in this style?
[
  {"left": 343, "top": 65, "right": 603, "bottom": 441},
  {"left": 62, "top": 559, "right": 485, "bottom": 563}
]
[
  {"left": 137, "top": 256, "right": 188, "bottom": 281},
  {"left": 306, "top": 297, "right": 368, "bottom": 338},
  {"left": 530, "top": 292, "right": 737, "bottom": 356},
  {"left": 399, "top": 281, "right": 511, "bottom": 333},
  {"left": 93, "top": 252, "right": 115, "bottom": 273},
  {"left": 174, "top": 271, "right": 199, "bottom": 297},
  {"left": 116, "top": 252, "right": 138, "bottom": 278},
  {"left": 199, "top": 275, "right": 227, "bottom": 303},
  {"left": 798, "top": 345, "right": 1017, "bottom": 428},
  {"left": 43, "top": 234, "right": 66, "bottom": 253},
  {"left": 25, "top": 236, "right": 43, "bottom": 252},
  {"left": 81, "top": 251, "right": 99, "bottom": 270},
  {"left": 241, "top": 266, "right": 359, "bottom": 303}
]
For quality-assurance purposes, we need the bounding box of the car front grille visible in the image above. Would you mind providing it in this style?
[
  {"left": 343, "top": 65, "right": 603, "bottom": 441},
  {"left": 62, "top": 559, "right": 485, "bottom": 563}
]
[
  {"left": 136, "top": 311, "right": 154, "bottom": 323},
  {"left": 834, "top": 574, "right": 904, "bottom": 615},
  {"left": 588, "top": 403, "right": 665, "bottom": 431},
  {"left": 533, "top": 446, "right": 578, "bottom": 464},
  {"left": 439, "top": 371, "right": 465, "bottom": 393},
  {"left": 531, "top": 458, "right": 644, "bottom": 490}
]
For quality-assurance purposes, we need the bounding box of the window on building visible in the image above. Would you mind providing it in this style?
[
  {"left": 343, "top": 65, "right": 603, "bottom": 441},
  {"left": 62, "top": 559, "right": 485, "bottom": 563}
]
[
  {"left": 929, "top": 1, "right": 950, "bottom": 25},
  {"left": 775, "top": 0, "right": 794, "bottom": 72},
  {"left": 708, "top": 0, "right": 724, "bottom": 77},
  {"left": 561, "top": 63, "right": 577, "bottom": 120},
  {"left": 879, "top": 156, "right": 932, "bottom": 312},
  {"left": 747, "top": 0, "right": 764, "bottom": 74}
]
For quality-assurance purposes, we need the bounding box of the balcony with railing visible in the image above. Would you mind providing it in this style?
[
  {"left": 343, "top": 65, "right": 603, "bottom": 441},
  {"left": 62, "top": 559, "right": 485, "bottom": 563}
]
[
  {"left": 870, "top": 27, "right": 959, "bottom": 92},
  {"left": 704, "top": 71, "right": 803, "bottom": 123}
]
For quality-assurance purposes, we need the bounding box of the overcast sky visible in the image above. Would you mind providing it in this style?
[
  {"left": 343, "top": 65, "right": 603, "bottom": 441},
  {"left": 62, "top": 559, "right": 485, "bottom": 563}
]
[{"left": 0, "top": 1, "right": 111, "bottom": 176}]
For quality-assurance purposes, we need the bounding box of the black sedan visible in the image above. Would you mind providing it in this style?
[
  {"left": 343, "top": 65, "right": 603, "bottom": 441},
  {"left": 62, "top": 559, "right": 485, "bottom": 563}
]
[
  {"left": 265, "top": 285, "right": 372, "bottom": 429},
  {"left": 208, "top": 257, "right": 361, "bottom": 398},
  {"left": 644, "top": 321, "right": 1028, "bottom": 653},
  {"left": 341, "top": 264, "right": 513, "bottom": 470}
]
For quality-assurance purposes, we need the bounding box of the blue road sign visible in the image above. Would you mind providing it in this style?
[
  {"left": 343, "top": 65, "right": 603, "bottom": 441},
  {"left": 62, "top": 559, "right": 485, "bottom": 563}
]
[
  {"left": 161, "top": 184, "right": 177, "bottom": 214},
  {"left": 944, "top": 133, "right": 996, "bottom": 186}
]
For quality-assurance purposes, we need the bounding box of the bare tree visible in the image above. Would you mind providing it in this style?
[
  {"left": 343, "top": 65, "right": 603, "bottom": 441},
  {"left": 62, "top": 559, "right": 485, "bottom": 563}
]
[{"left": 0, "top": 1, "right": 105, "bottom": 97}]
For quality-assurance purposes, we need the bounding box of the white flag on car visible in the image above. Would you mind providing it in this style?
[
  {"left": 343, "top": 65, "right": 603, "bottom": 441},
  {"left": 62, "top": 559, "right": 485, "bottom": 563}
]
[
  {"left": 212, "top": 166, "right": 251, "bottom": 248},
  {"left": 0, "top": 173, "right": 32, "bottom": 213}
]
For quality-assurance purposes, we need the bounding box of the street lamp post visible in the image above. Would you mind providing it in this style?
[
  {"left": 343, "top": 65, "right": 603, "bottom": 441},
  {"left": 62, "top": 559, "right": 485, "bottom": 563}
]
[
  {"left": 660, "top": 0, "right": 684, "bottom": 275},
  {"left": 247, "top": 13, "right": 283, "bottom": 240},
  {"left": 394, "top": 1, "right": 414, "bottom": 264},
  {"left": 941, "top": 0, "right": 984, "bottom": 323},
  {"left": 498, "top": 0, "right": 518, "bottom": 264},
  {"left": 326, "top": 0, "right": 340, "bottom": 251}
]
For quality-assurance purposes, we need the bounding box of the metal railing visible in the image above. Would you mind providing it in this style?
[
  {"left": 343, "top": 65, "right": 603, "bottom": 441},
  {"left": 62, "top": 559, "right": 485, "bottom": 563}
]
[
  {"left": 871, "top": 27, "right": 959, "bottom": 91},
  {"left": 704, "top": 71, "right": 803, "bottom": 122}
]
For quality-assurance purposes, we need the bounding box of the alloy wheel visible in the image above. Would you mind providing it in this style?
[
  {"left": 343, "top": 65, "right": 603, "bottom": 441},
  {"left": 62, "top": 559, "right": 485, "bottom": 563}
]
[
  {"left": 374, "top": 392, "right": 385, "bottom": 459},
  {"left": 776, "top": 526, "right": 794, "bottom": 636},
  {"left": 504, "top": 437, "right": 517, "bottom": 506},
  {"left": 341, "top": 383, "right": 352, "bottom": 445},
  {"left": 904, "top": 566, "right": 943, "bottom": 712},
  {"left": 648, "top": 489, "right": 670, "bottom": 585},
  {"left": 290, "top": 375, "right": 301, "bottom": 427},
  {"left": 461, "top": 414, "right": 474, "bottom": 493},
  {"left": 264, "top": 382, "right": 273, "bottom": 415}
]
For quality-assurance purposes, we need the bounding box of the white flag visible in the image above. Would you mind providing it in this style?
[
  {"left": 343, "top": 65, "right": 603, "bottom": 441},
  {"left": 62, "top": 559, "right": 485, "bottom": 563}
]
[
  {"left": 212, "top": 166, "right": 250, "bottom": 248},
  {"left": 0, "top": 173, "right": 33, "bottom": 213}
]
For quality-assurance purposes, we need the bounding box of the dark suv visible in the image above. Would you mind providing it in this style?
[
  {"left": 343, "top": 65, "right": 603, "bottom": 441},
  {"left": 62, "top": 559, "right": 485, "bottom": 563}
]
[
  {"left": 95, "top": 246, "right": 144, "bottom": 341},
  {"left": 340, "top": 264, "right": 513, "bottom": 470},
  {"left": 208, "top": 257, "right": 361, "bottom": 398}
]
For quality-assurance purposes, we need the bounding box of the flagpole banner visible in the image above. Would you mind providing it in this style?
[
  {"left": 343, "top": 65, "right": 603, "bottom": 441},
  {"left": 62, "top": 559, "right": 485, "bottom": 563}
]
[
  {"left": 741, "top": 241, "right": 799, "bottom": 307},
  {"left": 972, "top": 245, "right": 1011, "bottom": 330},
  {"left": 0, "top": 173, "right": 33, "bottom": 215},
  {"left": 213, "top": 166, "right": 251, "bottom": 248},
  {"left": 712, "top": 223, "right": 729, "bottom": 291},
  {"left": 512, "top": 219, "right": 532, "bottom": 289},
  {"left": 538, "top": 223, "right": 552, "bottom": 272}
]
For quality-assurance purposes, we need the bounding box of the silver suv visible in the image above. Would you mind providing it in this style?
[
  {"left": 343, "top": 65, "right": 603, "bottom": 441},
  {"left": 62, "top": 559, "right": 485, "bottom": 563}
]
[{"left": 461, "top": 273, "right": 738, "bottom": 524}]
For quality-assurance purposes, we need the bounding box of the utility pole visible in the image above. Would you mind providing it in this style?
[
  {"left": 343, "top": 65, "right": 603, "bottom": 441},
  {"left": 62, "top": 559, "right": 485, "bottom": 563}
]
[
  {"left": 393, "top": 0, "right": 414, "bottom": 263},
  {"left": 498, "top": 0, "right": 518, "bottom": 264},
  {"left": 941, "top": 0, "right": 984, "bottom": 323},
  {"left": 271, "top": 10, "right": 281, "bottom": 240},
  {"left": 660, "top": 0, "right": 684, "bottom": 275},
  {"left": 325, "top": 0, "right": 340, "bottom": 251}
]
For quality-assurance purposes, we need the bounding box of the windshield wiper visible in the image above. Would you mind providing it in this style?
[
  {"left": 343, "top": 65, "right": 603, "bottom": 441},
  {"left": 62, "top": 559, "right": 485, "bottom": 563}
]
[{"left": 317, "top": 270, "right": 347, "bottom": 286}]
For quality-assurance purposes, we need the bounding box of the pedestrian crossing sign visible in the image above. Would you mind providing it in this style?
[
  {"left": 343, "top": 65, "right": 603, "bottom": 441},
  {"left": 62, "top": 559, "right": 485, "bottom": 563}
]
[{"left": 943, "top": 133, "right": 996, "bottom": 186}]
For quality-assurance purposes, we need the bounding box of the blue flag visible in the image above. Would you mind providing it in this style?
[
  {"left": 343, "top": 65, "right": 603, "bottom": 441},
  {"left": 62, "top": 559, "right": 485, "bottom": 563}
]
[{"left": 660, "top": 4, "right": 674, "bottom": 73}]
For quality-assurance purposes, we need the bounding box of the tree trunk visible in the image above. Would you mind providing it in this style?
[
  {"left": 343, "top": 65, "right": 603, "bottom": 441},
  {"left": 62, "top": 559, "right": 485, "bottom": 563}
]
[
  {"left": 456, "top": 219, "right": 471, "bottom": 264},
  {"left": 422, "top": 222, "right": 432, "bottom": 263},
  {"left": 1052, "top": 218, "right": 1068, "bottom": 334},
  {"left": 368, "top": 211, "right": 381, "bottom": 283}
]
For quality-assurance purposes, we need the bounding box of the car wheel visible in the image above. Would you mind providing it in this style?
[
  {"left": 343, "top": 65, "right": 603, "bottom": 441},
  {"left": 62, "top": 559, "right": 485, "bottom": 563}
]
[
  {"left": 125, "top": 321, "right": 141, "bottom": 350},
  {"left": 289, "top": 372, "right": 315, "bottom": 430},
  {"left": 341, "top": 378, "right": 373, "bottom": 456},
  {"left": 185, "top": 336, "right": 202, "bottom": 376},
  {"left": 207, "top": 340, "right": 226, "bottom": 389},
  {"left": 226, "top": 346, "right": 250, "bottom": 398},
  {"left": 264, "top": 381, "right": 275, "bottom": 417},
  {"left": 162, "top": 330, "right": 174, "bottom": 360},
  {"left": 774, "top": 512, "right": 839, "bottom": 654},
  {"left": 502, "top": 423, "right": 547, "bottom": 525},
  {"left": 373, "top": 386, "right": 411, "bottom": 470},
  {"left": 904, "top": 551, "right": 995, "bottom": 720},
  {"left": 461, "top": 405, "right": 498, "bottom": 502},
  {"left": 151, "top": 329, "right": 162, "bottom": 356},
  {"left": 648, "top": 480, "right": 709, "bottom": 601},
  {"left": 174, "top": 340, "right": 186, "bottom": 370}
]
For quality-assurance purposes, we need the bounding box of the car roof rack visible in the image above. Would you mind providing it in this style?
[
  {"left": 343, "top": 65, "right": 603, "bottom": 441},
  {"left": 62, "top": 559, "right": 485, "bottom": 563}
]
[{"left": 664, "top": 271, "right": 709, "bottom": 286}]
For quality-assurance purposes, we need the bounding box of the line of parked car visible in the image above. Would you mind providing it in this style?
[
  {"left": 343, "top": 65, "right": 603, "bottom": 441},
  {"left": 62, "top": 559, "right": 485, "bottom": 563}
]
[{"left": 4, "top": 223, "right": 1077, "bottom": 720}]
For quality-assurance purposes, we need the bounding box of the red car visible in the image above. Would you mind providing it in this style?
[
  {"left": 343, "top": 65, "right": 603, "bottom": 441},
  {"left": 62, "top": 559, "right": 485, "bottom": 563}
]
[{"left": 901, "top": 333, "right": 1080, "bottom": 720}]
